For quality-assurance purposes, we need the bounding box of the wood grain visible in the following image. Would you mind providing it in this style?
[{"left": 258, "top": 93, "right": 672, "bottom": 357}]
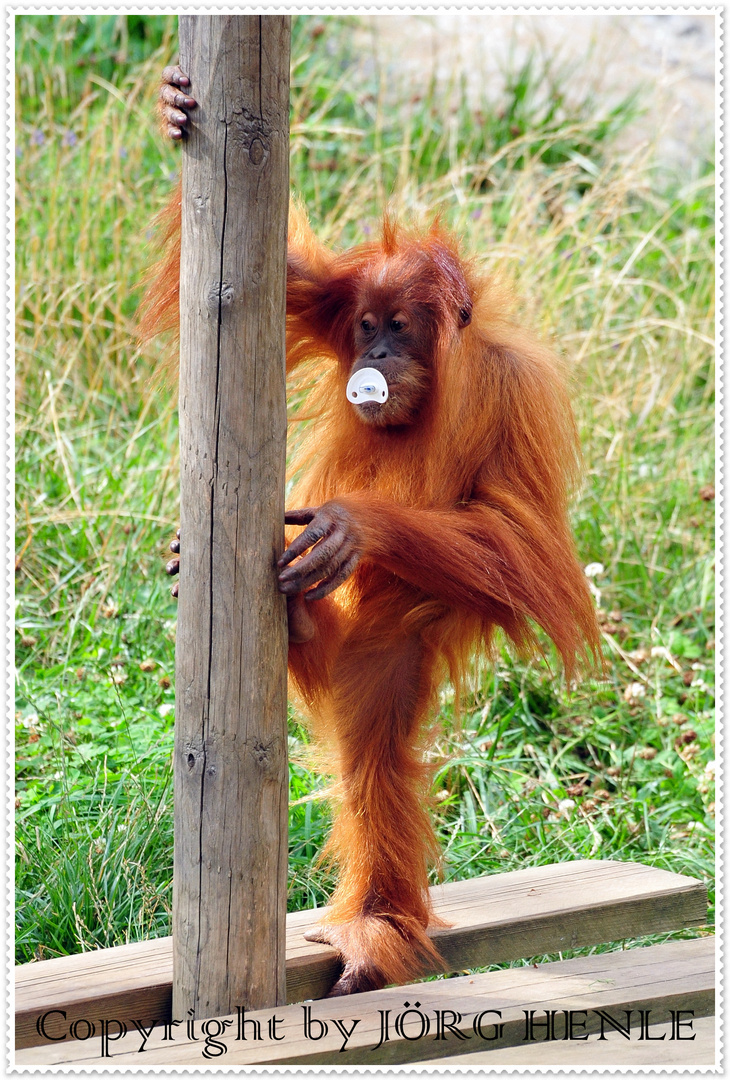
[
  {"left": 419, "top": 1014, "right": 716, "bottom": 1067},
  {"left": 15, "top": 859, "right": 707, "bottom": 1048},
  {"left": 15, "top": 936, "right": 714, "bottom": 1066},
  {"left": 174, "top": 15, "right": 291, "bottom": 1020}
]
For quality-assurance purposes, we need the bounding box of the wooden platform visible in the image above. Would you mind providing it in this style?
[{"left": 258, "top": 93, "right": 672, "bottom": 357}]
[
  {"left": 16, "top": 937, "right": 714, "bottom": 1067},
  {"left": 15, "top": 859, "right": 712, "bottom": 1067},
  {"left": 419, "top": 1013, "right": 717, "bottom": 1069}
]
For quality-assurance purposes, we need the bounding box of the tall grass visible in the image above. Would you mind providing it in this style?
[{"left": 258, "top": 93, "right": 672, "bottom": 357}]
[{"left": 15, "top": 15, "right": 714, "bottom": 964}]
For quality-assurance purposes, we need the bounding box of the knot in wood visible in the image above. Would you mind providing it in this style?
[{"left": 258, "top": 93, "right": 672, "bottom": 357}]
[
  {"left": 251, "top": 738, "right": 277, "bottom": 773},
  {"left": 206, "top": 280, "right": 235, "bottom": 313},
  {"left": 184, "top": 746, "right": 203, "bottom": 772},
  {"left": 248, "top": 138, "right": 265, "bottom": 166},
  {"left": 231, "top": 110, "right": 271, "bottom": 168}
]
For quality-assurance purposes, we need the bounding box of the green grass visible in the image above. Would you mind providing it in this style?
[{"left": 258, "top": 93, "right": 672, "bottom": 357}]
[{"left": 15, "top": 14, "right": 714, "bottom": 965}]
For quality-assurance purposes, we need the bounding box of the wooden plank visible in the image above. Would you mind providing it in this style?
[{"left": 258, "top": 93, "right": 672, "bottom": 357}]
[
  {"left": 15, "top": 937, "right": 714, "bottom": 1066},
  {"left": 173, "top": 10, "right": 291, "bottom": 1019},
  {"left": 428, "top": 858, "right": 708, "bottom": 972},
  {"left": 174, "top": 13, "right": 291, "bottom": 1019},
  {"left": 419, "top": 1014, "right": 716, "bottom": 1068},
  {"left": 15, "top": 859, "right": 707, "bottom": 1048},
  {"left": 16, "top": 937, "right": 173, "bottom": 1051}
]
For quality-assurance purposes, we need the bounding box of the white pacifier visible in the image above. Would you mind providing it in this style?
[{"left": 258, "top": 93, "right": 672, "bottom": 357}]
[{"left": 346, "top": 367, "right": 389, "bottom": 405}]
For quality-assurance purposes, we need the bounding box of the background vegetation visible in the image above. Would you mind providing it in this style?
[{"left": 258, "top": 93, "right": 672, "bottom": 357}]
[{"left": 15, "top": 15, "right": 714, "bottom": 964}]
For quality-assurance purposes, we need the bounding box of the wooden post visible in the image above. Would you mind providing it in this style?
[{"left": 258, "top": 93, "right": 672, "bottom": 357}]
[{"left": 174, "top": 15, "right": 291, "bottom": 1020}]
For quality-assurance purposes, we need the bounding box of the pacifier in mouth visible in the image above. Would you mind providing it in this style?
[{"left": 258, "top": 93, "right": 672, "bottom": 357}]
[{"left": 346, "top": 367, "right": 389, "bottom": 405}]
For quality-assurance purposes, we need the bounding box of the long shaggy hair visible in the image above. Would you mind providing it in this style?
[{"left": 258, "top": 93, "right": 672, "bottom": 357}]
[{"left": 141, "top": 192, "right": 600, "bottom": 991}]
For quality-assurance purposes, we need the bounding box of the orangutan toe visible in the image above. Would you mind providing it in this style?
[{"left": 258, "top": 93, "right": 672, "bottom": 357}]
[
  {"left": 326, "top": 962, "right": 385, "bottom": 996},
  {"left": 302, "top": 922, "right": 388, "bottom": 994}
]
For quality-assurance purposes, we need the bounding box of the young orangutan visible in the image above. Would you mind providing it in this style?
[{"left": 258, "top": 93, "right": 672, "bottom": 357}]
[{"left": 143, "top": 67, "right": 600, "bottom": 996}]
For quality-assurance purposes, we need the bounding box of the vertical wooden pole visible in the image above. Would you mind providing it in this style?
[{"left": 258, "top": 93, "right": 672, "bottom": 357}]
[{"left": 174, "top": 15, "right": 290, "bottom": 1020}]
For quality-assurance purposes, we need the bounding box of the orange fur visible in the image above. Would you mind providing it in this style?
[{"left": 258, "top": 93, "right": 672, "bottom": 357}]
[
  {"left": 138, "top": 184, "right": 182, "bottom": 345},
  {"left": 141, "top": 197, "right": 600, "bottom": 993}
]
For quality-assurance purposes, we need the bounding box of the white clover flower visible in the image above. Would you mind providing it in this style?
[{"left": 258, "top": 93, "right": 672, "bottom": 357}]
[{"left": 584, "top": 563, "right": 605, "bottom": 579}]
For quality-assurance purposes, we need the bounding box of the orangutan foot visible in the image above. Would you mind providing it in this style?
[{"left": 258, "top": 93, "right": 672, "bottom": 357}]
[{"left": 303, "top": 912, "right": 441, "bottom": 996}]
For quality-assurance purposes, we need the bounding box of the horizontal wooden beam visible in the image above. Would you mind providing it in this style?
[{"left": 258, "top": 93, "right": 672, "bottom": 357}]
[
  {"left": 419, "top": 1014, "right": 716, "bottom": 1068},
  {"left": 16, "top": 859, "right": 707, "bottom": 1049},
  {"left": 16, "top": 936, "right": 714, "bottom": 1066}
]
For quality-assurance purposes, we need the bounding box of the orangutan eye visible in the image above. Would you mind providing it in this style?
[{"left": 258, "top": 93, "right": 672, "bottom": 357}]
[
  {"left": 390, "top": 311, "right": 408, "bottom": 333},
  {"left": 360, "top": 312, "right": 377, "bottom": 335}
]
